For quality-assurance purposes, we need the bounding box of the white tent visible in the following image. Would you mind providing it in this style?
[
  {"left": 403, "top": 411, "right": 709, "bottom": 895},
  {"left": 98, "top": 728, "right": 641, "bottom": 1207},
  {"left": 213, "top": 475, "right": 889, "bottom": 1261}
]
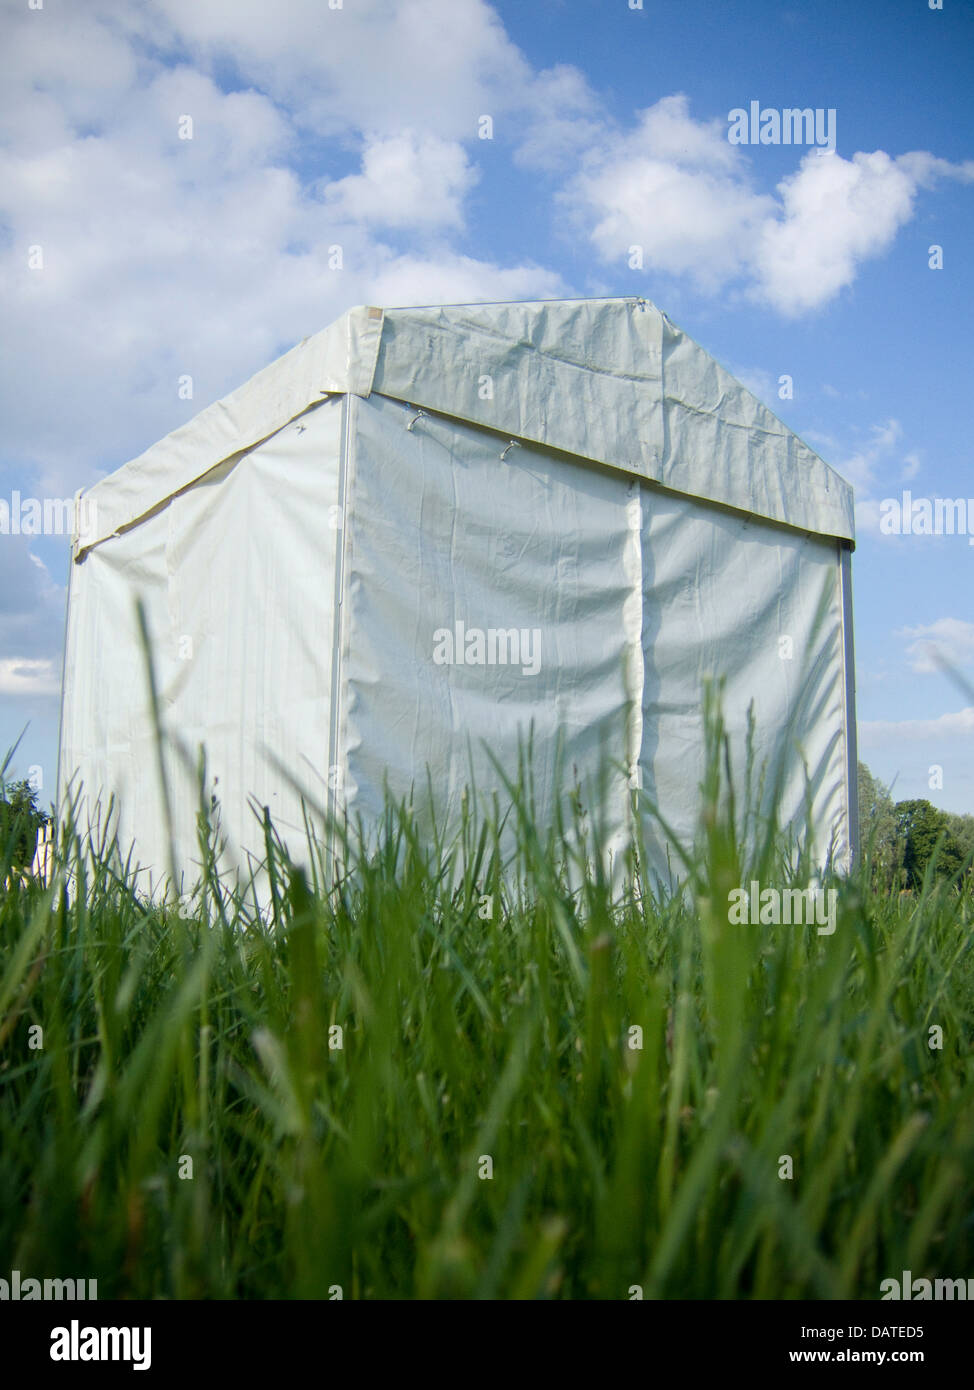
[{"left": 58, "top": 296, "right": 857, "bottom": 891}]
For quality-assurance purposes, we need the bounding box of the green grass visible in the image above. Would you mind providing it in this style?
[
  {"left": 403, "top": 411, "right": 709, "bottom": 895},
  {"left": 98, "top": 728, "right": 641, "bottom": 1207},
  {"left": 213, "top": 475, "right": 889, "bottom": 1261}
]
[{"left": 1, "top": 709, "right": 973, "bottom": 1300}]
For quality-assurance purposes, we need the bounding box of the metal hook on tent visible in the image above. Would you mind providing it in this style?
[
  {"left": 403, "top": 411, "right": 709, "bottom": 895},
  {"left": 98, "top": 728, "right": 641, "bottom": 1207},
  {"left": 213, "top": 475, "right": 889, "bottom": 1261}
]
[
  {"left": 406, "top": 408, "right": 428, "bottom": 432},
  {"left": 500, "top": 440, "right": 520, "bottom": 461}
]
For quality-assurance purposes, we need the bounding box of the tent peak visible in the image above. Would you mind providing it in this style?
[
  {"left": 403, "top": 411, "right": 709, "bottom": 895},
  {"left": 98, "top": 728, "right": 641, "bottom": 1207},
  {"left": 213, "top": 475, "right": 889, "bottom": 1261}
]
[{"left": 76, "top": 294, "right": 853, "bottom": 559}]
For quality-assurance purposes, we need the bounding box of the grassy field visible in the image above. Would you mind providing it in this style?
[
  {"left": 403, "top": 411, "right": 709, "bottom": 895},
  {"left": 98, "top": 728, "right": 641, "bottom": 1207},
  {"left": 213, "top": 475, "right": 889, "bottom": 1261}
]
[{"left": 1, "top": 715, "right": 972, "bottom": 1301}]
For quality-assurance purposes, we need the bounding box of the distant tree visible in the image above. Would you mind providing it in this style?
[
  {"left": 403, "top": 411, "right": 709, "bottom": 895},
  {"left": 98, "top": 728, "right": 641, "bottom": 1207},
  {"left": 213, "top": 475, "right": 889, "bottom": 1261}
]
[
  {"left": 857, "top": 763, "right": 905, "bottom": 889},
  {"left": 894, "top": 798, "right": 963, "bottom": 888},
  {"left": 945, "top": 812, "right": 974, "bottom": 873},
  {"left": 0, "top": 779, "right": 49, "bottom": 874}
]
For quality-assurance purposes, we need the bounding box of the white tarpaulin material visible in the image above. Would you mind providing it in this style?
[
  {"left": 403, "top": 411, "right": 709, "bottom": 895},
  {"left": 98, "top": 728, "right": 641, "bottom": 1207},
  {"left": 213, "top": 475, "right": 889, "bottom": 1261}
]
[{"left": 59, "top": 297, "right": 857, "bottom": 892}]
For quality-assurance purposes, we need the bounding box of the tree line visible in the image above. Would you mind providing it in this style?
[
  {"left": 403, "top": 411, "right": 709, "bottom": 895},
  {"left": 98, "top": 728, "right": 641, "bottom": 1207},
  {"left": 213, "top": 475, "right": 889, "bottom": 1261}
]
[{"left": 858, "top": 762, "right": 973, "bottom": 892}]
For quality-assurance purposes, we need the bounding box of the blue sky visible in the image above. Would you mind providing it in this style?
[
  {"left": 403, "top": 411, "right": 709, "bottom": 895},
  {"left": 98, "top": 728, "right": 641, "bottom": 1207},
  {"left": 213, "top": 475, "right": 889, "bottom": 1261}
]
[{"left": 1, "top": 0, "right": 972, "bottom": 812}]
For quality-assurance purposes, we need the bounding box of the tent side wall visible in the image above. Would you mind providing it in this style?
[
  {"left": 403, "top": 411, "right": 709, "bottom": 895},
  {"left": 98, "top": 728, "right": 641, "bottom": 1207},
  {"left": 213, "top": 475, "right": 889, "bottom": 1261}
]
[
  {"left": 59, "top": 496, "right": 172, "bottom": 880},
  {"left": 637, "top": 488, "right": 853, "bottom": 881},
  {"left": 335, "top": 388, "right": 855, "bottom": 878},
  {"left": 335, "top": 390, "right": 637, "bottom": 854},
  {"left": 59, "top": 395, "right": 345, "bottom": 889}
]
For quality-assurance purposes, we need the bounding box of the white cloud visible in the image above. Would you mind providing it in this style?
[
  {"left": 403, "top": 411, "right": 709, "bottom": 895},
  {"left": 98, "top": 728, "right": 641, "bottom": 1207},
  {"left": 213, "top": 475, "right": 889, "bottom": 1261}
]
[
  {"left": 513, "top": 65, "right": 609, "bottom": 173},
  {"left": 0, "top": 1, "right": 567, "bottom": 497},
  {"left": 133, "top": 0, "right": 534, "bottom": 141},
  {"left": 563, "top": 96, "right": 773, "bottom": 294},
  {"left": 859, "top": 707, "right": 974, "bottom": 744},
  {"left": 563, "top": 96, "right": 974, "bottom": 315},
  {"left": 840, "top": 419, "right": 902, "bottom": 496},
  {"left": 323, "top": 133, "right": 477, "bottom": 230},
  {"left": 754, "top": 151, "right": 918, "bottom": 315},
  {"left": 0, "top": 659, "right": 60, "bottom": 698},
  {"left": 896, "top": 618, "right": 974, "bottom": 674},
  {"left": 0, "top": 7, "right": 139, "bottom": 147},
  {"left": 896, "top": 150, "right": 974, "bottom": 189}
]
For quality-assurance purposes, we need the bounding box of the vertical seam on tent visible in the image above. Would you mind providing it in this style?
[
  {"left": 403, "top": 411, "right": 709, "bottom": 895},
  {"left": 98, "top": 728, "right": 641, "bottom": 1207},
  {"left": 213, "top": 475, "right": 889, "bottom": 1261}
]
[
  {"left": 326, "top": 392, "right": 354, "bottom": 878},
  {"left": 624, "top": 479, "right": 645, "bottom": 807},
  {"left": 54, "top": 522, "right": 77, "bottom": 819},
  {"left": 838, "top": 541, "right": 859, "bottom": 870},
  {"left": 163, "top": 499, "right": 180, "bottom": 878}
]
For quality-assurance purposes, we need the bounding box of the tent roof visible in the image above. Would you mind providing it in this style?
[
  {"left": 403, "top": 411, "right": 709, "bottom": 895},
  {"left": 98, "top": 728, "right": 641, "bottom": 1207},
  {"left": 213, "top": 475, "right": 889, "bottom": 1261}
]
[{"left": 74, "top": 296, "right": 854, "bottom": 557}]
